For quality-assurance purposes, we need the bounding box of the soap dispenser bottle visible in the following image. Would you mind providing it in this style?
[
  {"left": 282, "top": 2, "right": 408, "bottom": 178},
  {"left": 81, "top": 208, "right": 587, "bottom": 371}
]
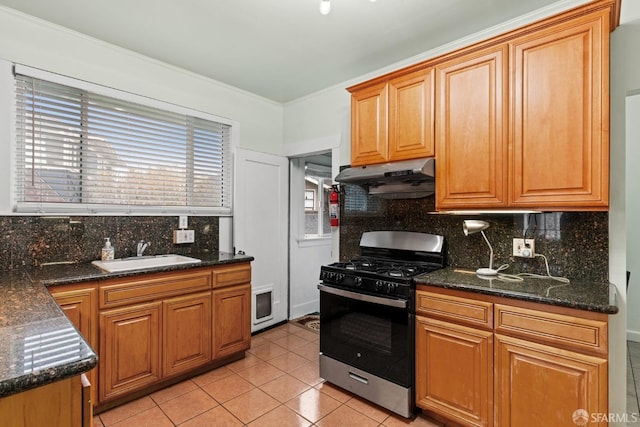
[{"left": 101, "top": 238, "right": 115, "bottom": 261}]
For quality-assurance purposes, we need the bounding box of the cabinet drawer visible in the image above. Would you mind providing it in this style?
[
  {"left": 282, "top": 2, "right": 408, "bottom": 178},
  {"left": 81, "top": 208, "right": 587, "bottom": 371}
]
[
  {"left": 494, "top": 304, "right": 608, "bottom": 355},
  {"left": 100, "top": 270, "right": 211, "bottom": 308},
  {"left": 416, "top": 290, "right": 493, "bottom": 329},
  {"left": 212, "top": 263, "right": 251, "bottom": 288}
]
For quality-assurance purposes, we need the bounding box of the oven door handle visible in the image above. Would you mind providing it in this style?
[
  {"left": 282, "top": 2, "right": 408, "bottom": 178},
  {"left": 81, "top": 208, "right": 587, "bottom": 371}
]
[{"left": 317, "top": 283, "right": 408, "bottom": 309}]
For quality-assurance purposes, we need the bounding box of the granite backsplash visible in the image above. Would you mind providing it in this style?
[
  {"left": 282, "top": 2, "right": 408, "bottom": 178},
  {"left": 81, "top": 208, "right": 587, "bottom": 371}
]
[
  {"left": 339, "top": 185, "right": 608, "bottom": 283},
  {"left": 0, "top": 216, "right": 219, "bottom": 271}
]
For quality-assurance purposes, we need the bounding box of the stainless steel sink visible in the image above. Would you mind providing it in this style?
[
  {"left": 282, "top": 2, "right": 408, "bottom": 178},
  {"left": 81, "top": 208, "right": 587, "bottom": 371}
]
[{"left": 92, "top": 254, "right": 201, "bottom": 273}]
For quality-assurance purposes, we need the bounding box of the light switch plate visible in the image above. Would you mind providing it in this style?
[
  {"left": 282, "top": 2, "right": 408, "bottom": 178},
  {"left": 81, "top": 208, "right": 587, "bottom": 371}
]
[{"left": 179, "top": 215, "right": 188, "bottom": 229}]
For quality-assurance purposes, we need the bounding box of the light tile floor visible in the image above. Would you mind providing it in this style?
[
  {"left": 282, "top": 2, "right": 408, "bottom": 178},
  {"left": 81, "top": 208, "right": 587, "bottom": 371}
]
[{"left": 93, "top": 322, "right": 442, "bottom": 427}]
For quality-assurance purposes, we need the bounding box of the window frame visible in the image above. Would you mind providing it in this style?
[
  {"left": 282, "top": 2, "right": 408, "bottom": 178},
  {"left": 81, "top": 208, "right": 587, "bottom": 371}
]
[
  {"left": 10, "top": 64, "right": 237, "bottom": 216},
  {"left": 303, "top": 165, "right": 331, "bottom": 240}
]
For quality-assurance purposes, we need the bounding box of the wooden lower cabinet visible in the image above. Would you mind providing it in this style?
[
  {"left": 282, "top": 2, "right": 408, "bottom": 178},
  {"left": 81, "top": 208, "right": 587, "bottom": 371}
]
[
  {"left": 494, "top": 334, "right": 608, "bottom": 427},
  {"left": 51, "top": 287, "right": 98, "bottom": 406},
  {"left": 163, "top": 292, "right": 212, "bottom": 376},
  {"left": 416, "top": 316, "right": 493, "bottom": 427},
  {"left": 99, "top": 302, "right": 162, "bottom": 401},
  {"left": 0, "top": 374, "right": 91, "bottom": 427},
  {"left": 50, "top": 263, "right": 252, "bottom": 408},
  {"left": 213, "top": 283, "right": 251, "bottom": 359},
  {"left": 416, "top": 287, "right": 609, "bottom": 427}
]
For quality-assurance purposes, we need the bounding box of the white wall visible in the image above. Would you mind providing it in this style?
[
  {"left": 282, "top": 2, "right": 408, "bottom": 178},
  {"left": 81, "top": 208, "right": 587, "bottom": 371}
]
[
  {"left": 627, "top": 93, "right": 640, "bottom": 342},
  {"left": 0, "top": 6, "right": 284, "bottom": 158},
  {"left": 609, "top": 18, "right": 640, "bottom": 424}
]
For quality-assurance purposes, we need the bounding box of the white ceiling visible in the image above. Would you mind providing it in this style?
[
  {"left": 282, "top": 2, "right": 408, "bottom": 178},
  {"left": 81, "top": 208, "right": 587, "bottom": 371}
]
[{"left": 0, "top": 0, "right": 625, "bottom": 103}]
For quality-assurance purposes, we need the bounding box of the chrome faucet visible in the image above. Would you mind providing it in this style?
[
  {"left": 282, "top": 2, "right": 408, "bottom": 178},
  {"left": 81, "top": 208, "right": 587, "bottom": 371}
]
[{"left": 136, "top": 240, "right": 150, "bottom": 257}]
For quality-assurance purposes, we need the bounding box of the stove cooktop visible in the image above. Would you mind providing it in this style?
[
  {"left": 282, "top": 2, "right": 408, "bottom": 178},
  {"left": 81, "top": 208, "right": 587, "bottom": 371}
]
[
  {"left": 320, "top": 231, "right": 446, "bottom": 299},
  {"left": 320, "top": 259, "right": 441, "bottom": 299},
  {"left": 328, "top": 258, "right": 440, "bottom": 279}
]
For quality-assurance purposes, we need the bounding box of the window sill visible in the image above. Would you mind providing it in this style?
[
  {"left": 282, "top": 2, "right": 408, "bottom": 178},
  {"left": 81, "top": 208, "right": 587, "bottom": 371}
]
[{"left": 297, "top": 236, "right": 332, "bottom": 248}]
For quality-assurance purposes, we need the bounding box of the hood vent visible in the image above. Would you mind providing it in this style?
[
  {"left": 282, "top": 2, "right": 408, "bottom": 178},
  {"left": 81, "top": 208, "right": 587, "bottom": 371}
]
[{"left": 335, "top": 158, "right": 435, "bottom": 199}]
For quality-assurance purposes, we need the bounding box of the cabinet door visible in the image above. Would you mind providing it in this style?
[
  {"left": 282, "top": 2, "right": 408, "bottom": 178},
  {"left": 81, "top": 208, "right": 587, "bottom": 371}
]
[
  {"left": 163, "top": 292, "right": 212, "bottom": 377},
  {"left": 52, "top": 288, "right": 95, "bottom": 342},
  {"left": 435, "top": 45, "right": 509, "bottom": 210},
  {"left": 0, "top": 376, "right": 84, "bottom": 427},
  {"left": 495, "top": 334, "right": 607, "bottom": 427},
  {"left": 99, "top": 302, "right": 161, "bottom": 401},
  {"left": 213, "top": 284, "right": 251, "bottom": 359},
  {"left": 510, "top": 10, "right": 609, "bottom": 209},
  {"left": 350, "top": 82, "right": 388, "bottom": 166},
  {"left": 51, "top": 287, "right": 98, "bottom": 406},
  {"left": 416, "top": 316, "right": 493, "bottom": 427},
  {"left": 388, "top": 68, "right": 435, "bottom": 161}
]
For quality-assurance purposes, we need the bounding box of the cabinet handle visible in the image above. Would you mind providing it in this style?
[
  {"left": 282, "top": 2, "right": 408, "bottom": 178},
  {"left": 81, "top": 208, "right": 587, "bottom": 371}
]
[
  {"left": 318, "top": 284, "right": 407, "bottom": 309},
  {"left": 349, "top": 372, "right": 369, "bottom": 385}
]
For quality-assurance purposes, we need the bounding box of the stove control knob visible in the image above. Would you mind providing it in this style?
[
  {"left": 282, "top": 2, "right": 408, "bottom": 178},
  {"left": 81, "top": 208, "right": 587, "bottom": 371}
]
[
  {"left": 336, "top": 273, "right": 345, "bottom": 282},
  {"left": 354, "top": 277, "right": 362, "bottom": 287},
  {"left": 375, "top": 280, "right": 383, "bottom": 292},
  {"left": 386, "top": 283, "right": 396, "bottom": 294}
]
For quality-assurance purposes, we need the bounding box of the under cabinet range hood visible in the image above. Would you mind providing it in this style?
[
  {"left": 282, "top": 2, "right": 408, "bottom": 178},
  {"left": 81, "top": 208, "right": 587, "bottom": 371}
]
[{"left": 335, "top": 158, "right": 435, "bottom": 199}]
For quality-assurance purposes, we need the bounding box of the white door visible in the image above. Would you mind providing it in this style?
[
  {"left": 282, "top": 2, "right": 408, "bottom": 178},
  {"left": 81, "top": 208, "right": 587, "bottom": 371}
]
[{"left": 234, "top": 148, "right": 289, "bottom": 332}]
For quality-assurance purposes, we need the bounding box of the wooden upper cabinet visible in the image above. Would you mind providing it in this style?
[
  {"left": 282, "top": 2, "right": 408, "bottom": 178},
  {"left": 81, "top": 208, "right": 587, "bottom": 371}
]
[
  {"left": 435, "top": 46, "right": 509, "bottom": 210},
  {"left": 349, "top": 68, "right": 435, "bottom": 166},
  {"left": 510, "top": 9, "right": 610, "bottom": 209},
  {"left": 350, "top": 82, "right": 388, "bottom": 166},
  {"left": 388, "top": 69, "right": 435, "bottom": 161},
  {"left": 347, "top": 0, "right": 616, "bottom": 210}
]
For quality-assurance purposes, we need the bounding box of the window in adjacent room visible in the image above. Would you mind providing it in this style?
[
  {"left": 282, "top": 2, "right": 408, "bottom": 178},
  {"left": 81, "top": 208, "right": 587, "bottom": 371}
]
[
  {"left": 13, "top": 68, "right": 232, "bottom": 215},
  {"left": 302, "top": 154, "right": 332, "bottom": 239},
  {"left": 304, "top": 190, "right": 316, "bottom": 211}
]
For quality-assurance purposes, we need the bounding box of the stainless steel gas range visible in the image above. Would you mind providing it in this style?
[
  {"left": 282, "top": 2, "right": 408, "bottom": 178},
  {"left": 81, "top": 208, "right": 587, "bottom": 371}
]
[{"left": 318, "top": 231, "right": 446, "bottom": 418}]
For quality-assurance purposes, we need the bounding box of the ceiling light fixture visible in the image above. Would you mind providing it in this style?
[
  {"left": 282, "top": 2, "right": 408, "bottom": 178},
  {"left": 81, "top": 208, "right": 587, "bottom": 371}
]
[
  {"left": 319, "top": 0, "right": 377, "bottom": 15},
  {"left": 319, "top": 0, "right": 331, "bottom": 15},
  {"left": 463, "top": 220, "right": 498, "bottom": 276}
]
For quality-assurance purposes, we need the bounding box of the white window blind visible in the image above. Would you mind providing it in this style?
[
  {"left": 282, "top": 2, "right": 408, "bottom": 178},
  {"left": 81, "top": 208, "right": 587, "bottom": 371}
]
[{"left": 14, "top": 72, "right": 232, "bottom": 214}]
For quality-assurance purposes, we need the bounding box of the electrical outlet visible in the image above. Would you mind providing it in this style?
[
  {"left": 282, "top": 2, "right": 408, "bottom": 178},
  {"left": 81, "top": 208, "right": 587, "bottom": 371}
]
[
  {"left": 513, "top": 238, "right": 535, "bottom": 258},
  {"left": 173, "top": 229, "right": 195, "bottom": 244}
]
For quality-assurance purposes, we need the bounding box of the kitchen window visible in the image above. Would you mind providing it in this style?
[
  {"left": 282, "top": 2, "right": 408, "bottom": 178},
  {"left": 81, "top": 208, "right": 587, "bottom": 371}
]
[{"left": 13, "top": 66, "right": 232, "bottom": 215}]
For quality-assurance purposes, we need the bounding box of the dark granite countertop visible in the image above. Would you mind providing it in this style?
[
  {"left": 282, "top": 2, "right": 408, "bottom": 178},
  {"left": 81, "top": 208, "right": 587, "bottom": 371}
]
[
  {"left": 0, "top": 251, "right": 253, "bottom": 398},
  {"left": 0, "top": 270, "right": 97, "bottom": 398},
  {"left": 415, "top": 267, "right": 618, "bottom": 315}
]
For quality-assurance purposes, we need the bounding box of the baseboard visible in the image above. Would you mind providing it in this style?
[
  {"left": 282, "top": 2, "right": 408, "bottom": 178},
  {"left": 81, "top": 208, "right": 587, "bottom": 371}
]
[
  {"left": 290, "top": 300, "right": 319, "bottom": 320},
  {"left": 627, "top": 330, "right": 640, "bottom": 342}
]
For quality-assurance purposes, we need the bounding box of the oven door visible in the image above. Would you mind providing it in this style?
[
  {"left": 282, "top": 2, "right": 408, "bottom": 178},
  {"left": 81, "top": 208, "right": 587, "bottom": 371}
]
[{"left": 318, "top": 283, "right": 413, "bottom": 387}]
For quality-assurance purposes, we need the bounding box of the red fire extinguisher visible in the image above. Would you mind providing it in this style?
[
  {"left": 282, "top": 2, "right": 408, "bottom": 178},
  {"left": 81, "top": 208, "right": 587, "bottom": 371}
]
[{"left": 330, "top": 185, "right": 339, "bottom": 227}]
